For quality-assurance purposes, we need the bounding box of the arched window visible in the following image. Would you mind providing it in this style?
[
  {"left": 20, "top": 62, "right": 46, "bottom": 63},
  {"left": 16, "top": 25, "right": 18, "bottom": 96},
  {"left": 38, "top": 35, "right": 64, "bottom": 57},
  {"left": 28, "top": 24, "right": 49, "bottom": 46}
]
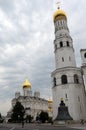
[
  {"left": 67, "top": 41, "right": 69, "bottom": 46},
  {"left": 61, "top": 75, "right": 67, "bottom": 84},
  {"left": 58, "top": 21, "right": 59, "bottom": 25},
  {"left": 53, "top": 77, "right": 56, "bottom": 87},
  {"left": 60, "top": 41, "right": 63, "bottom": 47},
  {"left": 84, "top": 52, "right": 86, "bottom": 58},
  {"left": 74, "top": 74, "right": 79, "bottom": 84},
  {"left": 60, "top": 21, "right": 62, "bottom": 25}
]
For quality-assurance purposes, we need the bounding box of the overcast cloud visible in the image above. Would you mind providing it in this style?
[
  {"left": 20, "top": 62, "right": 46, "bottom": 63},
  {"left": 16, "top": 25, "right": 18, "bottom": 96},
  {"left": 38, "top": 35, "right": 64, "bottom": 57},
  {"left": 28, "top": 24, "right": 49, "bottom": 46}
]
[{"left": 0, "top": 0, "right": 85, "bottom": 115}]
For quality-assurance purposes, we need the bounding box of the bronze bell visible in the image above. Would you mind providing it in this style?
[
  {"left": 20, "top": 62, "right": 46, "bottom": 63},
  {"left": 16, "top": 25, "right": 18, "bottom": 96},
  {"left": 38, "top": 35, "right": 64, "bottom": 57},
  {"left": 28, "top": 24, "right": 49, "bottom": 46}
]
[{"left": 55, "top": 99, "right": 73, "bottom": 121}]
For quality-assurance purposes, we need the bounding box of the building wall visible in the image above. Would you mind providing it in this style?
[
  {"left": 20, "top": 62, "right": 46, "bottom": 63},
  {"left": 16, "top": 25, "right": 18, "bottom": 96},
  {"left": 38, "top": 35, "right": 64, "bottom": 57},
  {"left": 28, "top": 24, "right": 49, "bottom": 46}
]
[
  {"left": 52, "top": 10, "right": 86, "bottom": 121},
  {"left": 12, "top": 96, "right": 48, "bottom": 120},
  {"left": 80, "top": 49, "right": 86, "bottom": 65},
  {"left": 80, "top": 49, "right": 86, "bottom": 89},
  {"left": 52, "top": 67, "right": 86, "bottom": 120}
]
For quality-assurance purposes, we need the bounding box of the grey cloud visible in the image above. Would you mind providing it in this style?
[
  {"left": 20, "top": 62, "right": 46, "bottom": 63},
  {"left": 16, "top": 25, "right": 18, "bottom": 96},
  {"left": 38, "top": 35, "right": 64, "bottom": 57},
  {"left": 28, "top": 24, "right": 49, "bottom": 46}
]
[{"left": 0, "top": 0, "right": 15, "bottom": 13}]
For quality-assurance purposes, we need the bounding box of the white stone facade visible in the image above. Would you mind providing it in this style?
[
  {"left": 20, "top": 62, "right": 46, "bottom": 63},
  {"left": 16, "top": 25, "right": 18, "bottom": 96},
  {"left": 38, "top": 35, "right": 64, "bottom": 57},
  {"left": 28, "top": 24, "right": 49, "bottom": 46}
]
[
  {"left": 80, "top": 49, "right": 86, "bottom": 89},
  {"left": 12, "top": 90, "right": 48, "bottom": 120},
  {"left": 52, "top": 67, "right": 86, "bottom": 120},
  {"left": 51, "top": 10, "right": 86, "bottom": 121},
  {"left": 7, "top": 81, "right": 53, "bottom": 121}
]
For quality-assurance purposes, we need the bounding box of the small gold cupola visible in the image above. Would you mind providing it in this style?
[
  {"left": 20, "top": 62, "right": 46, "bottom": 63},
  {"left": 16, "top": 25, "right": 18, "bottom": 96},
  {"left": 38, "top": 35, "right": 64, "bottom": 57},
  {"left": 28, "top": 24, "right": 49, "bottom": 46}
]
[
  {"left": 23, "top": 79, "right": 31, "bottom": 89},
  {"left": 48, "top": 98, "right": 53, "bottom": 103}
]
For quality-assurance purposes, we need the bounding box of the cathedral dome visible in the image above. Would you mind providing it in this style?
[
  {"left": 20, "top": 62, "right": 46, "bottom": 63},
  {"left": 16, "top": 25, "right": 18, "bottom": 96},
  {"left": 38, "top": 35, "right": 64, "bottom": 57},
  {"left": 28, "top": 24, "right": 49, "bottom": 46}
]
[
  {"left": 48, "top": 98, "right": 53, "bottom": 103},
  {"left": 53, "top": 9, "right": 67, "bottom": 21},
  {"left": 23, "top": 79, "right": 31, "bottom": 89}
]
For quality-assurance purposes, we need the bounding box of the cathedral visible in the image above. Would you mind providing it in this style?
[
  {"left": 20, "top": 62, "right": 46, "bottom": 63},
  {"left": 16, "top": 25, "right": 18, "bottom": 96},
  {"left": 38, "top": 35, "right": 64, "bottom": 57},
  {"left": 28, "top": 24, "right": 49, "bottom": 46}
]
[
  {"left": 7, "top": 79, "right": 52, "bottom": 121},
  {"left": 51, "top": 6, "right": 86, "bottom": 121}
]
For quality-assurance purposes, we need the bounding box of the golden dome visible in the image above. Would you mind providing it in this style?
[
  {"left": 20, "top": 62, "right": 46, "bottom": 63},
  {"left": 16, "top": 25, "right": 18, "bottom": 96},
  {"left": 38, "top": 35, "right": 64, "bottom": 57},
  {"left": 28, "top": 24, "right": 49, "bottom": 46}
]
[
  {"left": 48, "top": 98, "right": 53, "bottom": 103},
  {"left": 23, "top": 79, "right": 31, "bottom": 89},
  {"left": 48, "top": 108, "right": 53, "bottom": 112},
  {"left": 61, "top": 98, "right": 64, "bottom": 101},
  {"left": 53, "top": 9, "right": 67, "bottom": 21}
]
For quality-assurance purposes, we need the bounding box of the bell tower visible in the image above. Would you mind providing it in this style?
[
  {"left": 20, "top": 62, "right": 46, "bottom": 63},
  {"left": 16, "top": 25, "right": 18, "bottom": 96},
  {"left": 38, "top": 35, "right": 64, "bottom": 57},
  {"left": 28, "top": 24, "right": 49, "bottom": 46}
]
[
  {"left": 51, "top": 4, "right": 86, "bottom": 121},
  {"left": 53, "top": 5, "right": 76, "bottom": 69}
]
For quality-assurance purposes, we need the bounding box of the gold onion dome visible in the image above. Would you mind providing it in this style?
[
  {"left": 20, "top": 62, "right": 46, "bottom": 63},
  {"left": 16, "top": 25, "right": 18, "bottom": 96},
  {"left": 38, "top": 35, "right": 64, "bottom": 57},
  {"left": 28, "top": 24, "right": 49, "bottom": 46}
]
[
  {"left": 23, "top": 79, "right": 31, "bottom": 89},
  {"left": 48, "top": 98, "right": 53, "bottom": 103},
  {"left": 53, "top": 8, "right": 67, "bottom": 21}
]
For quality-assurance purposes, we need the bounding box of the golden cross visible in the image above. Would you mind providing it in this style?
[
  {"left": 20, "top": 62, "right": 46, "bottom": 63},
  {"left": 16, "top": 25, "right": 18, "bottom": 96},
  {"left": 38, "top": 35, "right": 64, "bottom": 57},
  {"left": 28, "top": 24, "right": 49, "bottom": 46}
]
[{"left": 56, "top": 1, "right": 61, "bottom": 9}]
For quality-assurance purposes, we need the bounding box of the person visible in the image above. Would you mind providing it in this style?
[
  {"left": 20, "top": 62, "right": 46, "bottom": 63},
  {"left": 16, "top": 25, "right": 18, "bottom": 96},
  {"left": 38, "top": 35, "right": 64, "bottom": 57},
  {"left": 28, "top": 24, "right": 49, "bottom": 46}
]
[
  {"left": 81, "top": 119, "right": 84, "bottom": 125},
  {"left": 22, "top": 121, "right": 24, "bottom": 128},
  {"left": 51, "top": 120, "right": 53, "bottom": 125}
]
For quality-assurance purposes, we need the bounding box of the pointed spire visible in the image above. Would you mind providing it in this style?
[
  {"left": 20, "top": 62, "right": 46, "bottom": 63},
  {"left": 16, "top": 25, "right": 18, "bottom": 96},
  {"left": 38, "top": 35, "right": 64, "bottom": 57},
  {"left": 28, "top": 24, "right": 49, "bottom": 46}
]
[
  {"left": 53, "top": 1, "right": 67, "bottom": 22},
  {"left": 56, "top": 1, "right": 61, "bottom": 10}
]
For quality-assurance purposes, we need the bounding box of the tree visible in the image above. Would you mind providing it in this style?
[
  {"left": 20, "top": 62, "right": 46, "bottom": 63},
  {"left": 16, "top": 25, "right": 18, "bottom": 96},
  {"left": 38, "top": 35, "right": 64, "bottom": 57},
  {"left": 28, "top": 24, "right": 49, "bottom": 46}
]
[
  {"left": 0, "top": 113, "right": 3, "bottom": 123},
  {"left": 11, "top": 101, "right": 25, "bottom": 122},
  {"left": 39, "top": 111, "right": 49, "bottom": 123},
  {"left": 25, "top": 115, "right": 33, "bottom": 123}
]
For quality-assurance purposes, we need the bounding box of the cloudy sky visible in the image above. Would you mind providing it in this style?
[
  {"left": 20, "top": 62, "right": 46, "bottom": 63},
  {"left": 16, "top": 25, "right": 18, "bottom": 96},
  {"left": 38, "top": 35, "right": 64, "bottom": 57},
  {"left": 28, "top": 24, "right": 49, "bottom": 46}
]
[{"left": 0, "top": 0, "right": 86, "bottom": 115}]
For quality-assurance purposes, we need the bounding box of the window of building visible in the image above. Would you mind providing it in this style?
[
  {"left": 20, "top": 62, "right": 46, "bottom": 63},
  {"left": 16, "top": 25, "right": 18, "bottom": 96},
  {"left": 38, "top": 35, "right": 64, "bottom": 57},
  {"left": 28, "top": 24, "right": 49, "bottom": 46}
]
[
  {"left": 60, "top": 21, "right": 62, "bottom": 25},
  {"left": 60, "top": 41, "right": 63, "bottom": 47},
  {"left": 78, "top": 96, "right": 80, "bottom": 102},
  {"left": 69, "top": 56, "right": 71, "bottom": 61},
  {"left": 60, "top": 34, "right": 62, "bottom": 36},
  {"left": 67, "top": 41, "right": 69, "bottom": 46},
  {"left": 84, "top": 52, "right": 86, "bottom": 58},
  {"left": 61, "top": 75, "right": 67, "bottom": 84},
  {"left": 65, "top": 94, "right": 68, "bottom": 98},
  {"left": 62, "top": 57, "right": 64, "bottom": 62},
  {"left": 74, "top": 74, "right": 79, "bottom": 84},
  {"left": 53, "top": 77, "right": 56, "bottom": 87},
  {"left": 58, "top": 21, "right": 59, "bottom": 25},
  {"left": 80, "top": 105, "right": 82, "bottom": 113},
  {"left": 55, "top": 44, "right": 57, "bottom": 51}
]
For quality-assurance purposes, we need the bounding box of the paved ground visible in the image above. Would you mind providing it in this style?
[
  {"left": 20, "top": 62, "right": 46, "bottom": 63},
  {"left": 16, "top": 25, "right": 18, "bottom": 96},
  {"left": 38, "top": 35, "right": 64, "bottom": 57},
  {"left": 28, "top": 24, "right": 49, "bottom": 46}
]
[
  {"left": 67, "top": 123, "right": 86, "bottom": 130},
  {"left": 0, "top": 123, "right": 86, "bottom": 130}
]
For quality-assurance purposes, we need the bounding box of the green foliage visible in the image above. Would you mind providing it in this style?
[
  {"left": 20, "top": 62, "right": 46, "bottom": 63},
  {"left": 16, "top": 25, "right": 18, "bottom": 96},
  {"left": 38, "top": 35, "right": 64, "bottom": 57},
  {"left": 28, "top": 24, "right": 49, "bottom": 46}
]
[
  {"left": 0, "top": 113, "right": 4, "bottom": 123},
  {"left": 0, "top": 113, "right": 1, "bottom": 118},
  {"left": 11, "top": 101, "right": 25, "bottom": 122},
  {"left": 38, "top": 111, "right": 49, "bottom": 123},
  {"left": 8, "top": 119, "right": 12, "bottom": 123},
  {"left": 48, "top": 117, "right": 52, "bottom": 123}
]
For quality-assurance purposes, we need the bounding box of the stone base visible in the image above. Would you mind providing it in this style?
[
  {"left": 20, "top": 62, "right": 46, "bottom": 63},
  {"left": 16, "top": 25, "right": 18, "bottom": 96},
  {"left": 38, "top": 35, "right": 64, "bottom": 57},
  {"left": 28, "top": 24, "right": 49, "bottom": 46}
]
[{"left": 54, "top": 120, "right": 65, "bottom": 126}]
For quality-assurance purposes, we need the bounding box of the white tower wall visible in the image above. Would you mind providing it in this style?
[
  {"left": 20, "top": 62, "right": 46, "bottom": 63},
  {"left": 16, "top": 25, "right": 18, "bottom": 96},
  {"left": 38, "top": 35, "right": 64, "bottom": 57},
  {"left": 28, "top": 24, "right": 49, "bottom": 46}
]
[
  {"left": 52, "top": 9, "right": 86, "bottom": 121},
  {"left": 52, "top": 68, "right": 86, "bottom": 120},
  {"left": 80, "top": 49, "right": 86, "bottom": 88}
]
